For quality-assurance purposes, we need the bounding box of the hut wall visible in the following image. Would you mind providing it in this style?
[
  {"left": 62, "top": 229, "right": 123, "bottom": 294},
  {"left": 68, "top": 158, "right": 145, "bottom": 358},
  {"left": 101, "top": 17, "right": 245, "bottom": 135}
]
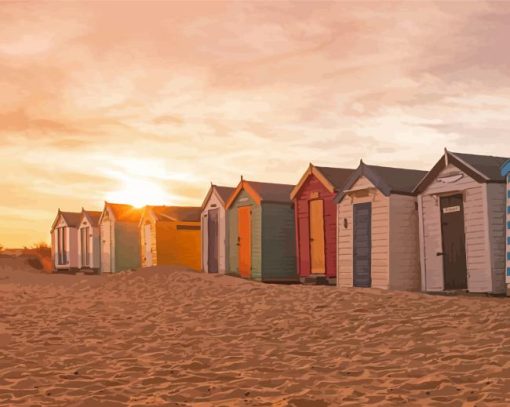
[
  {"left": 337, "top": 176, "right": 390, "bottom": 288},
  {"left": 100, "top": 216, "right": 114, "bottom": 273},
  {"left": 227, "top": 190, "right": 262, "bottom": 280},
  {"left": 156, "top": 221, "right": 201, "bottom": 270},
  {"left": 140, "top": 216, "right": 158, "bottom": 267},
  {"left": 486, "top": 182, "right": 507, "bottom": 294},
  {"left": 388, "top": 194, "right": 421, "bottom": 290},
  {"left": 294, "top": 173, "right": 337, "bottom": 278},
  {"left": 261, "top": 203, "right": 297, "bottom": 282},
  {"left": 114, "top": 221, "right": 141, "bottom": 272}
]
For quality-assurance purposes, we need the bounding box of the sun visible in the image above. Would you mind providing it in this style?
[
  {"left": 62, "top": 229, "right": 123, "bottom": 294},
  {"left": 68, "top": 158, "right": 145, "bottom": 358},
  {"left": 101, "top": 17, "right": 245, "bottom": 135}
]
[{"left": 106, "top": 178, "right": 171, "bottom": 208}]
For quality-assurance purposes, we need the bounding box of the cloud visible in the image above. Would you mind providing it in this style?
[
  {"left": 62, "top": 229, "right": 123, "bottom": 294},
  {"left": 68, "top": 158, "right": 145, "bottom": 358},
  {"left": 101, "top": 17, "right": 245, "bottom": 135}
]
[{"left": 1, "top": 1, "right": 510, "bottom": 246}]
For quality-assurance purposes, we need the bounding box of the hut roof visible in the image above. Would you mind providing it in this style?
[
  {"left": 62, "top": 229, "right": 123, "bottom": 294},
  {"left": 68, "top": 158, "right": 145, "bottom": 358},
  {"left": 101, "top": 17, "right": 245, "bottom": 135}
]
[
  {"left": 82, "top": 209, "right": 102, "bottom": 226},
  {"left": 290, "top": 164, "right": 354, "bottom": 199},
  {"left": 151, "top": 206, "right": 201, "bottom": 222},
  {"left": 226, "top": 179, "right": 294, "bottom": 208},
  {"left": 335, "top": 162, "right": 427, "bottom": 203},
  {"left": 60, "top": 211, "right": 82, "bottom": 227},
  {"left": 105, "top": 203, "right": 143, "bottom": 222},
  {"left": 51, "top": 210, "right": 82, "bottom": 231},
  {"left": 215, "top": 186, "right": 236, "bottom": 203},
  {"left": 414, "top": 150, "right": 510, "bottom": 193},
  {"left": 201, "top": 184, "right": 235, "bottom": 210}
]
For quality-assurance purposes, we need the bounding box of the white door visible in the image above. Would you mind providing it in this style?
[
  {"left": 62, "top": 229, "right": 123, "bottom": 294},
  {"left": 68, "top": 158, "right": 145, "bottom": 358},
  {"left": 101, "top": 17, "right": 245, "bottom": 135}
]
[
  {"left": 101, "top": 221, "right": 111, "bottom": 273},
  {"left": 144, "top": 223, "right": 152, "bottom": 267}
]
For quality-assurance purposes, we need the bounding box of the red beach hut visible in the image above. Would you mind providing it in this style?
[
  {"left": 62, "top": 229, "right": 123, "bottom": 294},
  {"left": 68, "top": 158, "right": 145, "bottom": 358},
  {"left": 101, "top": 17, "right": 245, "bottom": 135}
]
[{"left": 290, "top": 164, "right": 354, "bottom": 284}]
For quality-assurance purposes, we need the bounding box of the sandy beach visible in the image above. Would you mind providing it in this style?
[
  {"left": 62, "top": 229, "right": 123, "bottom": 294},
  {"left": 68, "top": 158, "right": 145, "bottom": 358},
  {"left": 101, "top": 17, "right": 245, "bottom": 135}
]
[{"left": 2, "top": 259, "right": 510, "bottom": 406}]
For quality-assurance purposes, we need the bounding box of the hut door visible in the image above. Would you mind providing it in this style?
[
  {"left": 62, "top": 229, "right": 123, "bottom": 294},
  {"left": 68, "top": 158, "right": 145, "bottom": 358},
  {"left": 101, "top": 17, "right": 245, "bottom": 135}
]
[
  {"left": 207, "top": 208, "right": 219, "bottom": 273},
  {"left": 440, "top": 195, "right": 467, "bottom": 290},
  {"left": 144, "top": 223, "right": 152, "bottom": 267},
  {"left": 238, "top": 206, "right": 252, "bottom": 278},
  {"left": 101, "top": 221, "right": 111, "bottom": 273},
  {"left": 309, "top": 199, "right": 326, "bottom": 274},
  {"left": 353, "top": 203, "right": 372, "bottom": 287}
]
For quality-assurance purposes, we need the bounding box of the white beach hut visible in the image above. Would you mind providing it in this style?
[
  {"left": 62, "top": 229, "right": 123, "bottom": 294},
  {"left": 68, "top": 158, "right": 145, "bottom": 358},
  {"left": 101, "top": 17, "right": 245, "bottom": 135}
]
[
  {"left": 415, "top": 150, "right": 509, "bottom": 294},
  {"left": 50, "top": 210, "right": 81, "bottom": 272},
  {"left": 201, "top": 184, "right": 235, "bottom": 273},
  {"left": 335, "top": 161, "right": 426, "bottom": 290}
]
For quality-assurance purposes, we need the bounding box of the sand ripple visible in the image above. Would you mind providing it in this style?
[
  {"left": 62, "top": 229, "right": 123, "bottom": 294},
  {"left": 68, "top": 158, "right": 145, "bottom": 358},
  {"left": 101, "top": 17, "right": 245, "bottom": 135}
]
[{"left": 2, "top": 265, "right": 510, "bottom": 405}]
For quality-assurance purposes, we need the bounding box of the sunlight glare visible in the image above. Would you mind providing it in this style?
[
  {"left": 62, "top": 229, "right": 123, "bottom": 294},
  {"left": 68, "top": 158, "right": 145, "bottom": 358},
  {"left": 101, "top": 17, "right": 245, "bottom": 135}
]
[{"left": 106, "top": 178, "right": 171, "bottom": 208}]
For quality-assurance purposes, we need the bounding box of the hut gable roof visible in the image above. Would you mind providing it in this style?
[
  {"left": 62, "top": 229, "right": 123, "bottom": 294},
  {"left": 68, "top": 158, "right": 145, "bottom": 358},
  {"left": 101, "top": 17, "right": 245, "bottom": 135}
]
[
  {"left": 226, "top": 179, "right": 294, "bottom": 208},
  {"left": 501, "top": 159, "right": 510, "bottom": 176},
  {"left": 414, "top": 150, "right": 510, "bottom": 193},
  {"left": 335, "top": 162, "right": 427, "bottom": 203},
  {"left": 290, "top": 163, "right": 354, "bottom": 199},
  {"left": 201, "top": 184, "right": 235, "bottom": 210},
  {"left": 51, "top": 210, "right": 81, "bottom": 231},
  {"left": 100, "top": 202, "right": 143, "bottom": 224},
  {"left": 151, "top": 206, "right": 201, "bottom": 222},
  {"left": 81, "top": 209, "right": 102, "bottom": 227}
]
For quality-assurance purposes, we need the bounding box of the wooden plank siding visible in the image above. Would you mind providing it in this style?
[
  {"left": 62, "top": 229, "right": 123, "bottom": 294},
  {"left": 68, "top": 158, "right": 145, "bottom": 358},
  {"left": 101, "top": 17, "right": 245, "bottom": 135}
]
[
  {"left": 418, "top": 163, "right": 504, "bottom": 293},
  {"left": 201, "top": 190, "right": 228, "bottom": 273},
  {"left": 389, "top": 195, "right": 421, "bottom": 290},
  {"left": 114, "top": 221, "right": 141, "bottom": 272},
  {"left": 261, "top": 203, "right": 297, "bottom": 282},
  {"left": 227, "top": 190, "right": 262, "bottom": 280},
  {"left": 487, "top": 182, "right": 507, "bottom": 294},
  {"left": 156, "top": 221, "right": 201, "bottom": 271},
  {"left": 337, "top": 176, "right": 390, "bottom": 289},
  {"left": 140, "top": 216, "right": 158, "bottom": 267},
  {"left": 294, "top": 173, "right": 337, "bottom": 278}
]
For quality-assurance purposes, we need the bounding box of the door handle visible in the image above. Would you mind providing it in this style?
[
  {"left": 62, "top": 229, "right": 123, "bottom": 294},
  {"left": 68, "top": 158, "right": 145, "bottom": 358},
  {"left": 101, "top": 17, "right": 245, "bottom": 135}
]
[{"left": 436, "top": 252, "right": 444, "bottom": 256}]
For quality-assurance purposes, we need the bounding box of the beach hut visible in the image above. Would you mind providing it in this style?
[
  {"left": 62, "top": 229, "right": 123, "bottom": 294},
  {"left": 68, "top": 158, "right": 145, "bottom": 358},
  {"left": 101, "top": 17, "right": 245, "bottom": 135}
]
[
  {"left": 290, "top": 164, "right": 354, "bottom": 284},
  {"left": 77, "top": 209, "right": 101, "bottom": 272},
  {"left": 201, "top": 184, "right": 235, "bottom": 273},
  {"left": 139, "top": 205, "right": 201, "bottom": 270},
  {"left": 99, "top": 202, "right": 143, "bottom": 273},
  {"left": 415, "top": 150, "right": 509, "bottom": 294},
  {"left": 50, "top": 210, "right": 81, "bottom": 272},
  {"left": 335, "top": 161, "right": 426, "bottom": 290},
  {"left": 502, "top": 160, "right": 510, "bottom": 295},
  {"left": 225, "top": 178, "right": 297, "bottom": 282}
]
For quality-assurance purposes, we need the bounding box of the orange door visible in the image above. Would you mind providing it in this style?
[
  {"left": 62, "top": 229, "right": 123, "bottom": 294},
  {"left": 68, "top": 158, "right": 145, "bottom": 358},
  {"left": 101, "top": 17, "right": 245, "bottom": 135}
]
[
  {"left": 238, "top": 206, "right": 252, "bottom": 278},
  {"left": 309, "top": 199, "right": 326, "bottom": 274}
]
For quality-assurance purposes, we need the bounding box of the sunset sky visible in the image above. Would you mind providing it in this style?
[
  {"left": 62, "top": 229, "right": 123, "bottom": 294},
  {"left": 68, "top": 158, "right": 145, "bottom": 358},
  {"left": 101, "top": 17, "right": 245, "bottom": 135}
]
[{"left": 1, "top": 1, "right": 510, "bottom": 247}]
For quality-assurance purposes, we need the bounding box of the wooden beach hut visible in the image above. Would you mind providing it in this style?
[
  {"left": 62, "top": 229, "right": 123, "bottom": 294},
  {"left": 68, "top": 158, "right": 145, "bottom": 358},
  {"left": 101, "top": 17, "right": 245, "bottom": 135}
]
[
  {"left": 77, "top": 209, "right": 101, "bottom": 272},
  {"left": 501, "top": 160, "right": 510, "bottom": 294},
  {"left": 201, "top": 184, "right": 235, "bottom": 273},
  {"left": 335, "top": 161, "right": 426, "bottom": 290},
  {"left": 99, "top": 202, "right": 143, "bottom": 273},
  {"left": 414, "top": 150, "right": 509, "bottom": 294},
  {"left": 50, "top": 210, "right": 81, "bottom": 272},
  {"left": 225, "top": 178, "right": 297, "bottom": 283},
  {"left": 139, "top": 205, "right": 201, "bottom": 270},
  {"left": 290, "top": 164, "right": 354, "bottom": 284}
]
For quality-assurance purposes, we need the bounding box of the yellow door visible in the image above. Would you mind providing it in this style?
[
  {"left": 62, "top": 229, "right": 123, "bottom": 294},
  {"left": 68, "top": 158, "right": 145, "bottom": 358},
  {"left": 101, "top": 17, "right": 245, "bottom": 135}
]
[{"left": 309, "top": 199, "right": 325, "bottom": 274}]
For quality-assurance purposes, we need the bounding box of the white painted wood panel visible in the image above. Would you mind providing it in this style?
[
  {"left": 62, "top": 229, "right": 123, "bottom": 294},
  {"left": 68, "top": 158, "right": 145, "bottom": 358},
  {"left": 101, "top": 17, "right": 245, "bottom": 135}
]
[{"left": 389, "top": 194, "right": 421, "bottom": 291}]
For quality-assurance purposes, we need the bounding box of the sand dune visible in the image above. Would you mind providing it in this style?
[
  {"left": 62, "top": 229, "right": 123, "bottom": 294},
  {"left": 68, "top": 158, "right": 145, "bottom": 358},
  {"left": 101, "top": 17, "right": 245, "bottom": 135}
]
[{"left": 2, "top": 262, "right": 510, "bottom": 406}]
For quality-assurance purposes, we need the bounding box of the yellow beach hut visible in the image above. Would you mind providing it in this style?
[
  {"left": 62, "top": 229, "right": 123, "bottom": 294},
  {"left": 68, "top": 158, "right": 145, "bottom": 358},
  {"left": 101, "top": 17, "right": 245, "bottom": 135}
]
[{"left": 139, "top": 206, "right": 201, "bottom": 271}]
